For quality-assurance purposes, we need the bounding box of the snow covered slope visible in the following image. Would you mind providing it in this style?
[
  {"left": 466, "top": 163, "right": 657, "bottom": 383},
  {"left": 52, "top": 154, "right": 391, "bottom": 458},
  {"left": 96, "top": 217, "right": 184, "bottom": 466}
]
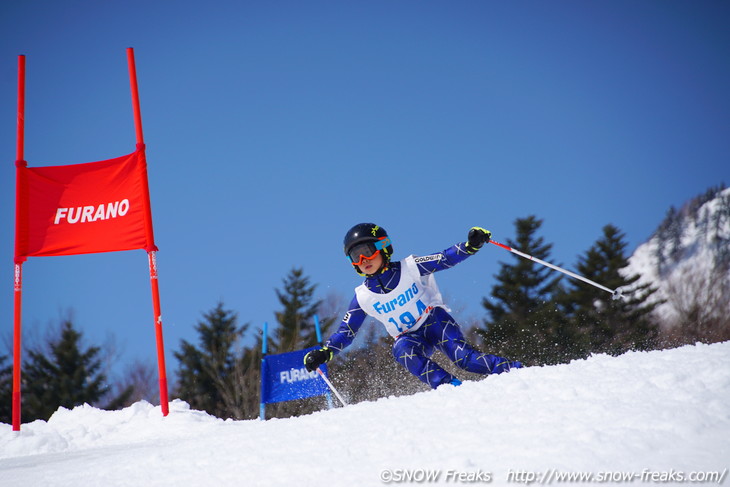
[{"left": 1, "top": 342, "right": 728, "bottom": 486}]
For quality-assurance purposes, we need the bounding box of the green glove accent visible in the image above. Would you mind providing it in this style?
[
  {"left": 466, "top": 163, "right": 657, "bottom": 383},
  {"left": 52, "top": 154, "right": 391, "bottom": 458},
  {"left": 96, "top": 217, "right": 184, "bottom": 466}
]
[
  {"left": 466, "top": 227, "right": 492, "bottom": 253},
  {"left": 304, "top": 347, "right": 333, "bottom": 372}
]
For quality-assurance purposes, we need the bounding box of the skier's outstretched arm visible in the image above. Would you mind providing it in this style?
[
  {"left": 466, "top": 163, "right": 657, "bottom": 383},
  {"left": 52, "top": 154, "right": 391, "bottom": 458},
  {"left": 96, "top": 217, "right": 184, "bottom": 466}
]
[
  {"left": 415, "top": 227, "right": 492, "bottom": 275},
  {"left": 304, "top": 296, "right": 366, "bottom": 372}
]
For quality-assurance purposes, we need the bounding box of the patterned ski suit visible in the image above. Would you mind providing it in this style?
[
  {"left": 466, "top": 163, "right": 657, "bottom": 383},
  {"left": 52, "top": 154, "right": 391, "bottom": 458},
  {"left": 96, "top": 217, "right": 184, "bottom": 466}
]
[{"left": 325, "top": 241, "right": 521, "bottom": 388}]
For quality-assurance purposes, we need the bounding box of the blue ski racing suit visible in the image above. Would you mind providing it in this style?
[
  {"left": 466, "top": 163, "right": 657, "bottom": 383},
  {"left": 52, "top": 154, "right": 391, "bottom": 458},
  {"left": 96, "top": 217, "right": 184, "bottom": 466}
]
[{"left": 325, "top": 241, "right": 522, "bottom": 388}]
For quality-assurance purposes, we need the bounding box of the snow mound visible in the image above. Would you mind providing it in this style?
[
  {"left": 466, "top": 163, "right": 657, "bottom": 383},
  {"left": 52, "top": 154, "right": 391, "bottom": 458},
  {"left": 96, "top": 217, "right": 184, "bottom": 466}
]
[{"left": 2, "top": 342, "right": 729, "bottom": 486}]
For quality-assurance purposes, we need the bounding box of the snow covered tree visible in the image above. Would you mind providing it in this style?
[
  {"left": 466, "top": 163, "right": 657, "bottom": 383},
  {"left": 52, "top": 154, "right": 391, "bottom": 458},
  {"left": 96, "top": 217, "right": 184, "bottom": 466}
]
[
  {"left": 654, "top": 206, "right": 683, "bottom": 272},
  {"left": 174, "top": 302, "right": 257, "bottom": 419},
  {"left": 663, "top": 265, "right": 730, "bottom": 345},
  {"left": 479, "top": 216, "right": 572, "bottom": 366},
  {"left": 272, "top": 268, "right": 327, "bottom": 353},
  {"left": 21, "top": 320, "right": 111, "bottom": 421},
  {"left": 565, "top": 225, "right": 659, "bottom": 355}
]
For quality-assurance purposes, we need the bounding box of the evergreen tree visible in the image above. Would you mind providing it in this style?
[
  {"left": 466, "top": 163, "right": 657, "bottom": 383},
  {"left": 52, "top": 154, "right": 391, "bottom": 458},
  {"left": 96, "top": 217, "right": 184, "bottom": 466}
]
[
  {"left": 0, "top": 354, "right": 12, "bottom": 424},
  {"left": 174, "top": 302, "right": 255, "bottom": 419},
  {"left": 272, "top": 268, "right": 325, "bottom": 353},
  {"left": 263, "top": 268, "right": 334, "bottom": 419},
  {"left": 479, "top": 216, "right": 572, "bottom": 365},
  {"left": 565, "top": 225, "right": 659, "bottom": 355},
  {"left": 22, "top": 320, "right": 110, "bottom": 421}
]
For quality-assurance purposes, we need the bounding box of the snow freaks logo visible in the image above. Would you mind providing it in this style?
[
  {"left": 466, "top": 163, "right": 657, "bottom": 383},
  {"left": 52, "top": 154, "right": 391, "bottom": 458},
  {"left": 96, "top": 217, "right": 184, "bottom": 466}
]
[
  {"left": 380, "top": 469, "right": 492, "bottom": 484},
  {"left": 54, "top": 199, "right": 131, "bottom": 225}
]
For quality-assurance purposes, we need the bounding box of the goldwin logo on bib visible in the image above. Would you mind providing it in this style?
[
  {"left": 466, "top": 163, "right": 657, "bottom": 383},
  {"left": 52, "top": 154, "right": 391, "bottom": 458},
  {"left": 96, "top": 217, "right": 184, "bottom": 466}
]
[{"left": 414, "top": 255, "right": 440, "bottom": 264}]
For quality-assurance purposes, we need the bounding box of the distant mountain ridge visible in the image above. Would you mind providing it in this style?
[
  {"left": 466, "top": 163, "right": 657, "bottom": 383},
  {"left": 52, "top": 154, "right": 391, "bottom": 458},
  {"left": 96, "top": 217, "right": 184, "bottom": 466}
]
[{"left": 623, "top": 185, "right": 730, "bottom": 331}]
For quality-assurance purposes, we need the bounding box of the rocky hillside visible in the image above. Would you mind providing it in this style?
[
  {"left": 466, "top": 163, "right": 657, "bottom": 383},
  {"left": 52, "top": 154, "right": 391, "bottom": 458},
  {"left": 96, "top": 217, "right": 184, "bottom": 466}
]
[{"left": 623, "top": 185, "right": 730, "bottom": 341}]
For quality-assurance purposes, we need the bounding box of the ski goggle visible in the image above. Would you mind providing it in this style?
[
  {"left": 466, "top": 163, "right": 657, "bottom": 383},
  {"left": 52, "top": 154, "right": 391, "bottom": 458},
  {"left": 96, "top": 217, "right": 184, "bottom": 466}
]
[{"left": 347, "top": 237, "right": 391, "bottom": 266}]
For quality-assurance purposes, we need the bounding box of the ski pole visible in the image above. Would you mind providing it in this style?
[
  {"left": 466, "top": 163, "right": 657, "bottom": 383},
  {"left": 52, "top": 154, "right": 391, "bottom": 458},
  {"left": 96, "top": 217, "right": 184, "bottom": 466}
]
[
  {"left": 489, "top": 240, "right": 624, "bottom": 300},
  {"left": 316, "top": 367, "right": 348, "bottom": 407}
]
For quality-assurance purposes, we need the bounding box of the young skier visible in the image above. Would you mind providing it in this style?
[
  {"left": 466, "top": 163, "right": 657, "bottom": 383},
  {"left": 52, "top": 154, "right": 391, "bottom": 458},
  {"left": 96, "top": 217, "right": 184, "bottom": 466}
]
[{"left": 304, "top": 223, "right": 522, "bottom": 389}]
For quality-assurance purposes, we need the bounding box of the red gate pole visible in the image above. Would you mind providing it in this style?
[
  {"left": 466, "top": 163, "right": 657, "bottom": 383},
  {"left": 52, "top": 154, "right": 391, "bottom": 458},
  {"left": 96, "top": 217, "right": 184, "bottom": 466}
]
[
  {"left": 11, "top": 263, "right": 23, "bottom": 432},
  {"left": 12, "top": 55, "right": 27, "bottom": 432},
  {"left": 127, "top": 47, "right": 169, "bottom": 416}
]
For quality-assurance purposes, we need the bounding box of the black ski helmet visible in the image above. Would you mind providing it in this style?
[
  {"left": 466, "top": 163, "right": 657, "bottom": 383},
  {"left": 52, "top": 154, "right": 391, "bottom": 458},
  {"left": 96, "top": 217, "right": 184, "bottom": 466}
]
[{"left": 343, "top": 223, "right": 393, "bottom": 271}]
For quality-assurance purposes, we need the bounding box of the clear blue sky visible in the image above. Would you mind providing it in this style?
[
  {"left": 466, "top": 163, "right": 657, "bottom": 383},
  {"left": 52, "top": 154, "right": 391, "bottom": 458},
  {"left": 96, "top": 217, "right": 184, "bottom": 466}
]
[{"left": 2, "top": 1, "right": 728, "bottom": 377}]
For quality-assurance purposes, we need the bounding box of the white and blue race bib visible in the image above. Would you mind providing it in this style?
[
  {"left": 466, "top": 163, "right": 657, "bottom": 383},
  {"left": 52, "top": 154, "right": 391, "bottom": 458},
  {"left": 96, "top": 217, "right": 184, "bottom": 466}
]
[{"left": 355, "top": 255, "right": 449, "bottom": 337}]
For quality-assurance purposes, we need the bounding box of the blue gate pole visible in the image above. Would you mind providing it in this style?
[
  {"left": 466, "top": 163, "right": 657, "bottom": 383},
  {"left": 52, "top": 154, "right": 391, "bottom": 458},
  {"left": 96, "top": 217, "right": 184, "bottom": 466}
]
[
  {"left": 313, "top": 315, "right": 334, "bottom": 409},
  {"left": 259, "top": 322, "right": 268, "bottom": 420}
]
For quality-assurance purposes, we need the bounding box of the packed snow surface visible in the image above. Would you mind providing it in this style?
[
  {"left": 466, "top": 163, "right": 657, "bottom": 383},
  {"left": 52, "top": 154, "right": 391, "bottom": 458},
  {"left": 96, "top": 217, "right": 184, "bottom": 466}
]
[{"left": 2, "top": 342, "right": 729, "bottom": 486}]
